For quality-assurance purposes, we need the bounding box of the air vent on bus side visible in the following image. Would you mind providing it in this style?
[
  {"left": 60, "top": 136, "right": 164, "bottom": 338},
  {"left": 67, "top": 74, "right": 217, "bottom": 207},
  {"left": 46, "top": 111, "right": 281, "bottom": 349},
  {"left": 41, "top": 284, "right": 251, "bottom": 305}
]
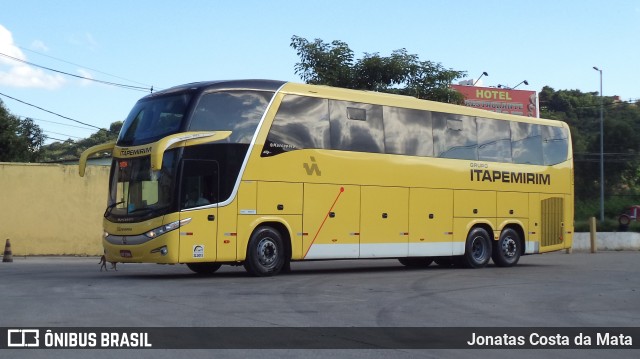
[{"left": 540, "top": 197, "right": 564, "bottom": 247}]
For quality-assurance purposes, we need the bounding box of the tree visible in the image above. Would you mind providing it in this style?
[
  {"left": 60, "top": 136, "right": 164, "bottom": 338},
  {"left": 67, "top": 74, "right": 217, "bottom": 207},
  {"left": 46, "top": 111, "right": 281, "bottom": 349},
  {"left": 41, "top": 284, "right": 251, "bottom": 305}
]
[
  {"left": 290, "top": 36, "right": 467, "bottom": 104},
  {"left": 0, "top": 100, "right": 45, "bottom": 162},
  {"left": 39, "top": 121, "right": 122, "bottom": 162},
  {"left": 540, "top": 87, "right": 640, "bottom": 218}
]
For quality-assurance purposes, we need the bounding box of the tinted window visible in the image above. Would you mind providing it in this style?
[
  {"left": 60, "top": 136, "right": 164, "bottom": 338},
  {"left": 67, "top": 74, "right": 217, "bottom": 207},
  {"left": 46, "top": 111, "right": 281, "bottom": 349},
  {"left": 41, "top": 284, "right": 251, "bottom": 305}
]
[
  {"left": 477, "top": 117, "right": 512, "bottom": 162},
  {"left": 433, "top": 113, "right": 477, "bottom": 160},
  {"left": 262, "top": 95, "right": 330, "bottom": 157},
  {"left": 189, "top": 91, "right": 273, "bottom": 144},
  {"left": 542, "top": 125, "right": 569, "bottom": 165},
  {"left": 119, "top": 94, "right": 191, "bottom": 146},
  {"left": 329, "top": 100, "right": 384, "bottom": 153},
  {"left": 180, "top": 160, "right": 219, "bottom": 209},
  {"left": 383, "top": 107, "right": 433, "bottom": 157},
  {"left": 511, "top": 122, "right": 543, "bottom": 165}
]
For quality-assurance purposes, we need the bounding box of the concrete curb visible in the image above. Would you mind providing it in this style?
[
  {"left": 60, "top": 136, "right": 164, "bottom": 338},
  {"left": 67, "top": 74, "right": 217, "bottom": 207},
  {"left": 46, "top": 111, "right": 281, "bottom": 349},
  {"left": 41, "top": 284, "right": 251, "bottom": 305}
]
[{"left": 573, "top": 232, "right": 640, "bottom": 251}]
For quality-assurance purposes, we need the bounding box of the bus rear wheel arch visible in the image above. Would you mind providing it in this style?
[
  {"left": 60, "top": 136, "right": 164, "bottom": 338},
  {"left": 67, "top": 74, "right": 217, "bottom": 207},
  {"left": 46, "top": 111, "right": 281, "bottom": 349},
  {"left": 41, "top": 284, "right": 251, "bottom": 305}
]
[
  {"left": 492, "top": 227, "right": 522, "bottom": 267},
  {"left": 244, "top": 225, "right": 286, "bottom": 277}
]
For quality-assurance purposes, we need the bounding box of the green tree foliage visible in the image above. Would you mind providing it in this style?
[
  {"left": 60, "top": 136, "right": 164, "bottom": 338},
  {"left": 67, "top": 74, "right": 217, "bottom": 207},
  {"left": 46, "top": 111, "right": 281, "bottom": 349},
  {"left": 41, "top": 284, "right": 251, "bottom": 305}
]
[
  {"left": 290, "top": 35, "right": 467, "bottom": 104},
  {"left": 39, "top": 121, "right": 121, "bottom": 162},
  {"left": 540, "top": 87, "right": 640, "bottom": 218},
  {"left": 0, "top": 100, "right": 45, "bottom": 162}
]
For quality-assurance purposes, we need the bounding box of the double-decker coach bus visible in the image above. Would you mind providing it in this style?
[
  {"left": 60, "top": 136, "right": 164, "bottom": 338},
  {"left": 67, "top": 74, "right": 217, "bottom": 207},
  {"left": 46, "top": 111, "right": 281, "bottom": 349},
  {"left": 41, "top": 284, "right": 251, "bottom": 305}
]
[{"left": 79, "top": 79, "right": 573, "bottom": 276}]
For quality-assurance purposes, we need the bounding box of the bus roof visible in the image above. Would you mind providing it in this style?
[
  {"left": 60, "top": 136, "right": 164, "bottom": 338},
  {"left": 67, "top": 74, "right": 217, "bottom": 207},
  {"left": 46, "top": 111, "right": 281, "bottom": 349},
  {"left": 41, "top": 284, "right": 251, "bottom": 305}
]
[{"left": 144, "top": 79, "right": 286, "bottom": 98}]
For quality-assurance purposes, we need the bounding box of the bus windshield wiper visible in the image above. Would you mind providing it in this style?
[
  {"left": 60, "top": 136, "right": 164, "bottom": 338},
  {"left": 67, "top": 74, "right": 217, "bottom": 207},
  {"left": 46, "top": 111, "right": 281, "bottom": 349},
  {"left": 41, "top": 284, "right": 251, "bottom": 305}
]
[{"left": 104, "top": 201, "right": 124, "bottom": 217}]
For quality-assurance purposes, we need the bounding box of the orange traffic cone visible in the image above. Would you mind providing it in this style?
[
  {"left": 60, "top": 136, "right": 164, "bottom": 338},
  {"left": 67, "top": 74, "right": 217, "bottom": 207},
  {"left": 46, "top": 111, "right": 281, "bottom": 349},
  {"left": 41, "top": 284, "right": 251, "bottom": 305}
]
[{"left": 3, "top": 238, "right": 13, "bottom": 263}]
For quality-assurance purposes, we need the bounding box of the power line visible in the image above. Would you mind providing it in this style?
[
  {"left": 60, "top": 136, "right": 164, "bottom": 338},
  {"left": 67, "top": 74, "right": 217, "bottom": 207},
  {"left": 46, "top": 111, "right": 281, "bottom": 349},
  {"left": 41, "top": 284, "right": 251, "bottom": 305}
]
[
  {"left": 17, "top": 115, "right": 97, "bottom": 131},
  {"left": 0, "top": 51, "right": 152, "bottom": 93},
  {"left": 42, "top": 130, "right": 82, "bottom": 140},
  {"left": 17, "top": 45, "right": 153, "bottom": 88},
  {"left": 0, "top": 91, "right": 111, "bottom": 133},
  {"left": 43, "top": 135, "right": 70, "bottom": 142}
]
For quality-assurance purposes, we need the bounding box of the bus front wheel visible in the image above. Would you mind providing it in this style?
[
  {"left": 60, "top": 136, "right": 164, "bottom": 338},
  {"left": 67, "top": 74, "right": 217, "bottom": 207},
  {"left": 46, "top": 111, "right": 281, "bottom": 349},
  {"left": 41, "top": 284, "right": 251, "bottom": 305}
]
[
  {"left": 492, "top": 228, "right": 522, "bottom": 267},
  {"left": 244, "top": 226, "right": 285, "bottom": 277},
  {"left": 462, "top": 227, "right": 492, "bottom": 268}
]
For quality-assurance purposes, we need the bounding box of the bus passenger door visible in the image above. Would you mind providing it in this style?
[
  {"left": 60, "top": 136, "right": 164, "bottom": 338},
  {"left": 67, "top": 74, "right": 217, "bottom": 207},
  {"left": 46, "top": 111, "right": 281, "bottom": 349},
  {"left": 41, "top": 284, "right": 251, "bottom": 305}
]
[
  {"left": 360, "top": 186, "right": 409, "bottom": 258},
  {"left": 178, "top": 159, "right": 219, "bottom": 262}
]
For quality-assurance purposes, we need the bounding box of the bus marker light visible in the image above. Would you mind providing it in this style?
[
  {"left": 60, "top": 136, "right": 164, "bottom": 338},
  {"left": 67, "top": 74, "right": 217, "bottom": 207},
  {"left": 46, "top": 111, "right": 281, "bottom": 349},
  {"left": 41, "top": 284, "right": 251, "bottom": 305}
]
[{"left": 224, "top": 240, "right": 230, "bottom": 244}]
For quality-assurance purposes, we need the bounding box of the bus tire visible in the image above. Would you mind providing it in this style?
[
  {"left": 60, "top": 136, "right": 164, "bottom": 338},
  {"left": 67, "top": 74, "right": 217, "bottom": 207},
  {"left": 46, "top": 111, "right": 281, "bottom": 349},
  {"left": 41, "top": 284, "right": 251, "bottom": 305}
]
[
  {"left": 462, "top": 227, "right": 492, "bottom": 268},
  {"left": 492, "top": 228, "right": 521, "bottom": 267},
  {"left": 186, "top": 262, "right": 222, "bottom": 275},
  {"left": 398, "top": 257, "right": 433, "bottom": 267},
  {"left": 244, "top": 226, "right": 285, "bottom": 277}
]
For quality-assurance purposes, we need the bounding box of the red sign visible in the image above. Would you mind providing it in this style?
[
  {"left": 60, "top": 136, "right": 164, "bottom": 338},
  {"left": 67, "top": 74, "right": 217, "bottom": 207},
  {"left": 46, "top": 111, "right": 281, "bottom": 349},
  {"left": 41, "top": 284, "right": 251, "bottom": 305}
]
[{"left": 451, "top": 85, "right": 538, "bottom": 118}]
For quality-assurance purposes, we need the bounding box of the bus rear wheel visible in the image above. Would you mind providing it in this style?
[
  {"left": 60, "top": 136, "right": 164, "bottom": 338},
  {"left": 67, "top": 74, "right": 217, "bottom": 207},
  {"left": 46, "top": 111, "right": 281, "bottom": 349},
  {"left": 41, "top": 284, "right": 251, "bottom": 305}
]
[
  {"left": 492, "top": 228, "right": 521, "bottom": 267},
  {"left": 462, "top": 227, "right": 492, "bottom": 268},
  {"left": 398, "top": 257, "right": 433, "bottom": 267},
  {"left": 244, "top": 226, "right": 285, "bottom": 277},
  {"left": 186, "top": 262, "right": 222, "bottom": 275}
]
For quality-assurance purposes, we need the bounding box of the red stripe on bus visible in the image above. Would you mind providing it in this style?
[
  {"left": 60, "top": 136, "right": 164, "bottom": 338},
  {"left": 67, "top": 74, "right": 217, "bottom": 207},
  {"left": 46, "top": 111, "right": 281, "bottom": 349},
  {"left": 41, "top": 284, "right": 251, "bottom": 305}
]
[{"left": 304, "top": 187, "right": 345, "bottom": 258}]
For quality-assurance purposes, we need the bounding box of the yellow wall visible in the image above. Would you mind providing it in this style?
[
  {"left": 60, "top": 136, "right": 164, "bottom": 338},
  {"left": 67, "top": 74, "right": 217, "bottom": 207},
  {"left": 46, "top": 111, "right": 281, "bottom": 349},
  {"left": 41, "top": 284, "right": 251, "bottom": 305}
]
[{"left": 0, "top": 163, "right": 109, "bottom": 256}]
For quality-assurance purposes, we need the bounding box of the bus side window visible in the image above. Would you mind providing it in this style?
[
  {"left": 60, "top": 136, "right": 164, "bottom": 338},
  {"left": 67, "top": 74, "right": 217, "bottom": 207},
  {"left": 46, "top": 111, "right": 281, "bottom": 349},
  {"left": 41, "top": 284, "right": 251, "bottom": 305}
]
[
  {"left": 433, "top": 113, "right": 478, "bottom": 160},
  {"left": 542, "top": 126, "right": 569, "bottom": 165},
  {"left": 511, "top": 122, "right": 543, "bottom": 165},
  {"left": 180, "top": 160, "right": 219, "bottom": 209},
  {"left": 477, "top": 118, "right": 512, "bottom": 163},
  {"left": 329, "top": 100, "right": 384, "bottom": 153},
  {"left": 262, "top": 95, "right": 330, "bottom": 157},
  {"left": 383, "top": 106, "right": 434, "bottom": 157}
]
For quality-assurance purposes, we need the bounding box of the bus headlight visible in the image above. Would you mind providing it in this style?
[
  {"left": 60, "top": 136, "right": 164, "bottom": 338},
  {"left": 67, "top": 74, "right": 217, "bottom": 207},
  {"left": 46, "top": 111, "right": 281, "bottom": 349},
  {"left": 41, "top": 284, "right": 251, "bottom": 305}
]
[{"left": 144, "top": 218, "right": 191, "bottom": 239}]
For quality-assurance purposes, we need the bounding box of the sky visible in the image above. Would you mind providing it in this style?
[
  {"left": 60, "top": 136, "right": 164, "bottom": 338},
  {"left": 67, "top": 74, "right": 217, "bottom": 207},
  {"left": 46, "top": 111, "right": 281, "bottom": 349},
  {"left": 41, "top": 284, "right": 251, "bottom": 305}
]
[{"left": 1, "top": 0, "right": 639, "bottom": 145}]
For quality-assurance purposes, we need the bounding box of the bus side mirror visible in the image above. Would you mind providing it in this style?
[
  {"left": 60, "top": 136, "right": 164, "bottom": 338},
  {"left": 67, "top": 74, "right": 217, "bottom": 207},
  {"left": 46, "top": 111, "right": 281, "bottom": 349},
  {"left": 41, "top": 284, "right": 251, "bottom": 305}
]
[{"left": 79, "top": 141, "right": 116, "bottom": 177}]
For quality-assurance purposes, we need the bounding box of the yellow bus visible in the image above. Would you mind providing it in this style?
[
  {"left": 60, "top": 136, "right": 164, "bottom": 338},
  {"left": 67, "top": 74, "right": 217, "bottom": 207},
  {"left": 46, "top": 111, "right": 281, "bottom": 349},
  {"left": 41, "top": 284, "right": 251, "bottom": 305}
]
[{"left": 79, "top": 80, "right": 573, "bottom": 276}]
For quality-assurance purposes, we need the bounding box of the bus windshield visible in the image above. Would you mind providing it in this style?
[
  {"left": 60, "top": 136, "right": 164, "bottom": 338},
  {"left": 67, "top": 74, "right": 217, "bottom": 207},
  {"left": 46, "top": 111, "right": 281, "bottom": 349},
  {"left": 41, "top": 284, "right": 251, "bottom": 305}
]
[
  {"left": 118, "top": 93, "right": 192, "bottom": 146},
  {"left": 107, "top": 149, "right": 179, "bottom": 220}
]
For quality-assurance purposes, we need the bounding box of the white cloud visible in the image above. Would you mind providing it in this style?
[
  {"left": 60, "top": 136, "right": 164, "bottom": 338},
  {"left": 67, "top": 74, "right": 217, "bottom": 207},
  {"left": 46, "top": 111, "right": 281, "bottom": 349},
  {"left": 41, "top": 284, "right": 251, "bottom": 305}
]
[
  {"left": 0, "top": 24, "right": 65, "bottom": 89},
  {"left": 30, "top": 40, "right": 49, "bottom": 52},
  {"left": 77, "top": 68, "right": 94, "bottom": 86},
  {"left": 68, "top": 32, "right": 99, "bottom": 51}
]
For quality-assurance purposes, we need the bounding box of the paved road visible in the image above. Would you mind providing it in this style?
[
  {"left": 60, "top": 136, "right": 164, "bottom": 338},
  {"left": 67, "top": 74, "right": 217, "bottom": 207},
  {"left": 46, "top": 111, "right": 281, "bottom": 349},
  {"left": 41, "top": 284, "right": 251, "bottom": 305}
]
[{"left": 1, "top": 252, "right": 639, "bottom": 358}]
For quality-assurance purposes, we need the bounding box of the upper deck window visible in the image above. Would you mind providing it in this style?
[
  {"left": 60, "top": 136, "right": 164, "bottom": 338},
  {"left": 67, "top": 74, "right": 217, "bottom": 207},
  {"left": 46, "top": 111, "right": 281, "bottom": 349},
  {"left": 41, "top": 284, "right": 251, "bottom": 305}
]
[
  {"left": 118, "top": 94, "right": 191, "bottom": 146},
  {"left": 189, "top": 91, "right": 274, "bottom": 144}
]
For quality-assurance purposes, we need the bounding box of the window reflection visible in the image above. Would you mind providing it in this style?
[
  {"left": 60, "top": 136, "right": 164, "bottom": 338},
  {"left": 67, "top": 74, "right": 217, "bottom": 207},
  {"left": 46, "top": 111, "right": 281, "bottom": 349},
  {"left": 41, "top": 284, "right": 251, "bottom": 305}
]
[
  {"left": 329, "top": 100, "right": 384, "bottom": 153},
  {"left": 511, "top": 122, "right": 543, "bottom": 165},
  {"left": 542, "top": 126, "right": 569, "bottom": 165},
  {"left": 477, "top": 118, "right": 512, "bottom": 162},
  {"left": 261, "top": 94, "right": 569, "bottom": 166},
  {"left": 263, "top": 95, "right": 330, "bottom": 156},
  {"left": 189, "top": 91, "right": 273, "bottom": 144},
  {"left": 433, "top": 113, "right": 478, "bottom": 160},
  {"left": 384, "top": 107, "right": 433, "bottom": 157}
]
